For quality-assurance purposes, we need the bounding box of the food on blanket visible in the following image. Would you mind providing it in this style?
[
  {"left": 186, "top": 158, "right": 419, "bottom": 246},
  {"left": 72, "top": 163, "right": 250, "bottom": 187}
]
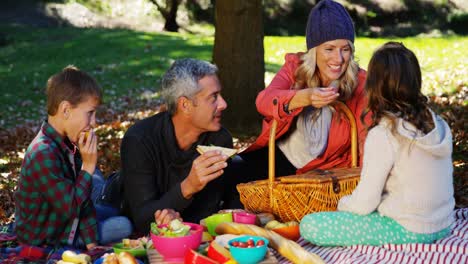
[
  {"left": 228, "top": 236, "right": 269, "bottom": 264},
  {"left": 264, "top": 219, "right": 298, "bottom": 229},
  {"left": 215, "top": 222, "right": 325, "bottom": 264},
  {"left": 185, "top": 249, "right": 219, "bottom": 264},
  {"left": 61, "top": 250, "right": 91, "bottom": 264},
  {"left": 271, "top": 225, "right": 300, "bottom": 241},
  {"left": 101, "top": 252, "right": 137, "bottom": 264},
  {"left": 214, "top": 234, "right": 240, "bottom": 248},
  {"left": 197, "top": 145, "right": 238, "bottom": 157},
  {"left": 202, "top": 231, "right": 214, "bottom": 242},
  {"left": 150, "top": 222, "right": 203, "bottom": 261},
  {"left": 256, "top": 212, "right": 275, "bottom": 226},
  {"left": 264, "top": 220, "right": 300, "bottom": 241},
  {"left": 117, "top": 252, "right": 138, "bottom": 264},
  {"left": 207, "top": 240, "right": 234, "bottom": 263},
  {"left": 265, "top": 220, "right": 286, "bottom": 229},
  {"left": 102, "top": 253, "right": 119, "bottom": 264},
  {"left": 230, "top": 238, "right": 265, "bottom": 248},
  {"left": 113, "top": 240, "right": 148, "bottom": 257},
  {"left": 218, "top": 209, "right": 246, "bottom": 214},
  {"left": 151, "top": 219, "right": 191, "bottom": 237},
  {"left": 122, "top": 237, "right": 148, "bottom": 249}
]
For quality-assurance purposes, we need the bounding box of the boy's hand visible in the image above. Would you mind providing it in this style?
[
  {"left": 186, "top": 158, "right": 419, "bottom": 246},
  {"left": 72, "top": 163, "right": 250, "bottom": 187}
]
[
  {"left": 86, "top": 242, "right": 97, "bottom": 250},
  {"left": 78, "top": 130, "right": 98, "bottom": 175},
  {"left": 181, "top": 150, "right": 228, "bottom": 199}
]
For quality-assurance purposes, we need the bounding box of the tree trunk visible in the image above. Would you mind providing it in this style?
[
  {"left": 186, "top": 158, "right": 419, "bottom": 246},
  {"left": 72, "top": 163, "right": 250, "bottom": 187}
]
[
  {"left": 149, "top": 0, "right": 180, "bottom": 32},
  {"left": 213, "top": 0, "right": 264, "bottom": 135},
  {"left": 164, "top": 0, "right": 180, "bottom": 32}
]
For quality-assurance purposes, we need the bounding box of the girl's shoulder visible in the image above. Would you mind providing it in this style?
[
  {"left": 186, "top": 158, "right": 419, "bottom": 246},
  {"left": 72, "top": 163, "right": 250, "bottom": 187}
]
[{"left": 368, "top": 117, "right": 395, "bottom": 137}]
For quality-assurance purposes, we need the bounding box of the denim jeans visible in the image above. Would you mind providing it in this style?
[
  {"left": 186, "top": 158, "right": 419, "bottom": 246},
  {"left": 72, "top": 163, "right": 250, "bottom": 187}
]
[{"left": 92, "top": 170, "right": 133, "bottom": 245}]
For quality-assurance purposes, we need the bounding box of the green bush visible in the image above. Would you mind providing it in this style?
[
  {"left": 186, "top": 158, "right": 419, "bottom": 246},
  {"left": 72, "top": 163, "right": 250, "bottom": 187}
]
[{"left": 449, "top": 12, "right": 468, "bottom": 35}]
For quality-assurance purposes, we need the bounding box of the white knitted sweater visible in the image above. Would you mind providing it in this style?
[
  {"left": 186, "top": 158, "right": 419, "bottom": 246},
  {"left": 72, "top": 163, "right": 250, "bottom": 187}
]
[{"left": 338, "top": 110, "right": 454, "bottom": 234}]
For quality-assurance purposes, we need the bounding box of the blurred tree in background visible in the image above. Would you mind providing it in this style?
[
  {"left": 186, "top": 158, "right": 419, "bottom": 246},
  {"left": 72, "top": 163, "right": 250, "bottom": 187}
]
[
  {"left": 213, "top": 0, "right": 264, "bottom": 134},
  {"left": 147, "top": 0, "right": 181, "bottom": 32}
]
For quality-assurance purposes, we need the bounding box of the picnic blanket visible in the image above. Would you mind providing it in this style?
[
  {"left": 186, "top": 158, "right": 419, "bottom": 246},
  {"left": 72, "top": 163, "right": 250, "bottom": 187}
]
[
  {"left": 0, "top": 222, "right": 112, "bottom": 264},
  {"left": 2, "top": 208, "right": 467, "bottom": 264},
  {"left": 272, "top": 208, "right": 468, "bottom": 264}
]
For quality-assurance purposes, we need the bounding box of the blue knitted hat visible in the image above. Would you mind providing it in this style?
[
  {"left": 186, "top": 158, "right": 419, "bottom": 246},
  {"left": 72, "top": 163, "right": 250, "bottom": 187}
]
[{"left": 306, "top": 0, "right": 355, "bottom": 49}]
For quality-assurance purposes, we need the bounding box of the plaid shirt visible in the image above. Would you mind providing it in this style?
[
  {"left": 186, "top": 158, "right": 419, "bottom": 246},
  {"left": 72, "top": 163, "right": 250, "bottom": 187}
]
[{"left": 15, "top": 121, "right": 98, "bottom": 247}]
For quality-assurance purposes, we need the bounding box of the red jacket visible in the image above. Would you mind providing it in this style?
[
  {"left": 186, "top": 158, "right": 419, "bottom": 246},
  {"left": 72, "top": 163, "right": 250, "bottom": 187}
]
[{"left": 246, "top": 53, "right": 370, "bottom": 174}]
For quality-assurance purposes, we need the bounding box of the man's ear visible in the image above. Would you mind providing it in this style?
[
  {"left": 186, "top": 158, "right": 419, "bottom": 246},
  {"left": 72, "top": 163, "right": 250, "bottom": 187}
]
[{"left": 177, "top": 96, "right": 192, "bottom": 115}]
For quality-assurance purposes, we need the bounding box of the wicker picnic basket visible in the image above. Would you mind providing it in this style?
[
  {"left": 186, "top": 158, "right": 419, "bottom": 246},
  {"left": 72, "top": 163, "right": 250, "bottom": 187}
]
[{"left": 237, "top": 101, "right": 361, "bottom": 222}]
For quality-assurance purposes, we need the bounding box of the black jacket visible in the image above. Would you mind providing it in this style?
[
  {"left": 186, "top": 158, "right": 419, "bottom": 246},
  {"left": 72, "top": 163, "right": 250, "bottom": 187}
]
[{"left": 121, "top": 111, "right": 234, "bottom": 232}]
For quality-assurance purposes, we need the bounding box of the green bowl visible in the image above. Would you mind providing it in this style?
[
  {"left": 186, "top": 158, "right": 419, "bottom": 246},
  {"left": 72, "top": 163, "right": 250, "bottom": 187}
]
[{"left": 112, "top": 242, "right": 147, "bottom": 257}]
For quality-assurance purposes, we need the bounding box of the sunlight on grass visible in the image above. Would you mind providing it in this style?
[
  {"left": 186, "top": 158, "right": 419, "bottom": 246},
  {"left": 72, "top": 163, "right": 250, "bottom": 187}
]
[{"left": 0, "top": 24, "right": 466, "bottom": 128}]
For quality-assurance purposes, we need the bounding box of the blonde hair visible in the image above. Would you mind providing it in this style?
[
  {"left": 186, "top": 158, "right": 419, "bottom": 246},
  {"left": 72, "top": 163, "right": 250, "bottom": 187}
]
[{"left": 294, "top": 41, "right": 359, "bottom": 102}]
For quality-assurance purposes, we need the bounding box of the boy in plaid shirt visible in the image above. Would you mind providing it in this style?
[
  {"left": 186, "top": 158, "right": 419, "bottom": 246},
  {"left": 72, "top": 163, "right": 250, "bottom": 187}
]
[{"left": 15, "top": 66, "right": 130, "bottom": 249}]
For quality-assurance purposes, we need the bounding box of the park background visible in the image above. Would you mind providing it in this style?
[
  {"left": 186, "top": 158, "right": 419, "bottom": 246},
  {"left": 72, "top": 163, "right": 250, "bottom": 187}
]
[{"left": 0, "top": 0, "right": 467, "bottom": 224}]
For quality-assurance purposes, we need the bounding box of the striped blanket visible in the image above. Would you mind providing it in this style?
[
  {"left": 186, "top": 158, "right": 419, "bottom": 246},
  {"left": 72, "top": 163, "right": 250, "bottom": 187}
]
[{"left": 273, "top": 208, "right": 468, "bottom": 264}]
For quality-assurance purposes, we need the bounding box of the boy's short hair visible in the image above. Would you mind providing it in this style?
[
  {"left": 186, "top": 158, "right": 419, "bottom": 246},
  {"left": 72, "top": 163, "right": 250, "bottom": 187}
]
[{"left": 46, "top": 65, "right": 102, "bottom": 115}]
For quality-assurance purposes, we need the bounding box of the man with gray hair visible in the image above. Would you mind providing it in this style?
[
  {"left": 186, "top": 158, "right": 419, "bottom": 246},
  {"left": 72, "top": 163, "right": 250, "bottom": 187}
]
[{"left": 121, "top": 58, "right": 237, "bottom": 233}]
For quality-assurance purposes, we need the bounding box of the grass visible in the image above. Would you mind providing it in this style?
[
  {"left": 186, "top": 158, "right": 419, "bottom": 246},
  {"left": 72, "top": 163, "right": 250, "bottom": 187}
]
[
  {"left": 0, "top": 24, "right": 467, "bottom": 128},
  {"left": 0, "top": 25, "right": 213, "bottom": 127}
]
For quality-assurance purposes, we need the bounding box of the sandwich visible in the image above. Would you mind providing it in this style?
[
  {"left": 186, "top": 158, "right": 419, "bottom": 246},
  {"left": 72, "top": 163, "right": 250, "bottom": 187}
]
[{"left": 196, "top": 145, "right": 238, "bottom": 158}]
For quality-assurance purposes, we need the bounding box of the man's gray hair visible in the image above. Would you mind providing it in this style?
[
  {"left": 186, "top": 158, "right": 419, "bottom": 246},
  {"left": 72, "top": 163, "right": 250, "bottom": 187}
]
[{"left": 161, "top": 58, "right": 218, "bottom": 115}]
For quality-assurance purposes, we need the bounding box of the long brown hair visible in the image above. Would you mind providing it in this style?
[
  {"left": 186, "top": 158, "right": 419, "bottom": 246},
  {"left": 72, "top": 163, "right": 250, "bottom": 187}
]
[{"left": 362, "top": 42, "right": 433, "bottom": 134}]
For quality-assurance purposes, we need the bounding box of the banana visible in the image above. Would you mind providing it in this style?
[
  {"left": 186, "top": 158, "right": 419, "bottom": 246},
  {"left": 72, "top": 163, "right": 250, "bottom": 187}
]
[
  {"left": 61, "top": 250, "right": 91, "bottom": 264},
  {"left": 57, "top": 261, "right": 76, "bottom": 264},
  {"left": 78, "top": 253, "right": 91, "bottom": 263}
]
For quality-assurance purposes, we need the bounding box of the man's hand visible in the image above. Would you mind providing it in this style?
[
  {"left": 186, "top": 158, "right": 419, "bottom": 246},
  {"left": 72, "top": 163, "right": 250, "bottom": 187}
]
[
  {"left": 154, "top": 209, "right": 182, "bottom": 225},
  {"left": 181, "top": 150, "right": 228, "bottom": 199},
  {"left": 78, "top": 130, "right": 98, "bottom": 175}
]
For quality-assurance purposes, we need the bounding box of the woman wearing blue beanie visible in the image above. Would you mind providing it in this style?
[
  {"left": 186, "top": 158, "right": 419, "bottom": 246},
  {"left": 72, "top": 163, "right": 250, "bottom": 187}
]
[{"left": 240, "top": 0, "right": 370, "bottom": 179}]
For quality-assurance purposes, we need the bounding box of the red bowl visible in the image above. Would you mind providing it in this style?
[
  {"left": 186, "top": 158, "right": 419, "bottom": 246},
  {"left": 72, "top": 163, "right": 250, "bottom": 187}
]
[{"left": 150, "top": 222, "right": 203, "bottom": 262}]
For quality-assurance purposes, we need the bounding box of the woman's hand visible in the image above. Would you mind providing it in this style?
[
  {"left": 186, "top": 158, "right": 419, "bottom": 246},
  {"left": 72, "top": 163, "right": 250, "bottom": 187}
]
[
  {"left": 288, "top": 86, "right": 339, "bottom": 110},
  {"left": 181, "top": 150, "right": 228, "bottom": 199},
  {"left": 307, "top": 86, "right": 340, "bottom": 108},
  {"left": 154, "top": 209, "right": 182, "bottom": 225},
  {"left": 78, "top": 130, "right": 98, "bottom": 175}
]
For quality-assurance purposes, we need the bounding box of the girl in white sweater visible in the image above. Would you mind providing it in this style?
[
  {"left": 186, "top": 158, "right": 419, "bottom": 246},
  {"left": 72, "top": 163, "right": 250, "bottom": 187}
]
[{"left": 300, "top": 42, "right": 454, "bottom": 246}]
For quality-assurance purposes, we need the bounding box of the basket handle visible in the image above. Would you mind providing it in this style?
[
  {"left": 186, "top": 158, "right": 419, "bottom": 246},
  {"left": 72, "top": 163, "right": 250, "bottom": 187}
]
[
  {"left": 267, "top": 101, "right": 358, "bottom": 185},
  {"left": 333, "top": 101, "right": 358, "bottom": 168},
  {"left": 268, "top": 118, "right": 277, "bottom": 206}
]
